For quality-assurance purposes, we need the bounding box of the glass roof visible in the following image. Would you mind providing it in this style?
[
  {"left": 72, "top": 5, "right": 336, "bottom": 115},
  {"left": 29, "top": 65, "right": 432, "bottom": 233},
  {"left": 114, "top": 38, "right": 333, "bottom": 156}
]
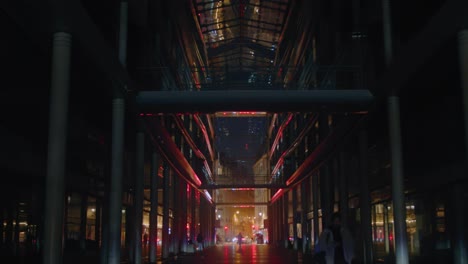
[{"left": 194, "top": 0, "right": 290, "bottom": 87}]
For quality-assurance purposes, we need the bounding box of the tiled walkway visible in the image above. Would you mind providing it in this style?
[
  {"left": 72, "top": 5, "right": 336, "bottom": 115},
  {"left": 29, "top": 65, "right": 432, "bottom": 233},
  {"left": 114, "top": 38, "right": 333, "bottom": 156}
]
[{"left": 165, "top": 243, "right": 312, "bottom": 264}]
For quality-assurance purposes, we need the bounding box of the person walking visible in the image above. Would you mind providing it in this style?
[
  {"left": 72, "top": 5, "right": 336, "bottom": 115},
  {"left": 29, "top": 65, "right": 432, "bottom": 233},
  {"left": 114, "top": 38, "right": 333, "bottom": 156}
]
[
  {"left": 316, "top": 212, "right": 355, "bottom": 264},
  {"left": 197, "top": 233, "right": 204, "bottom": 251},
  {"left": 236, "top": 232, "right": 243, "bottom": 249}
]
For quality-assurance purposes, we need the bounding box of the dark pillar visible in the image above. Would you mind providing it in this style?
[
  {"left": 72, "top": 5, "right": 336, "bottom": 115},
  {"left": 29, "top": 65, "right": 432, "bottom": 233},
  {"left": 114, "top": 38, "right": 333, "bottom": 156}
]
[
  {"left": 107, "top": 95, "right": 125, "bottom": 264},
  {"left": 387, "top": 96, "right": 409, "bottom": 264},
  {"left": 319, "top": 113, "right": 332, "bottom": 227},
  {"left": 383, "top": 203, "right": 390, "bottom": 254},
  {"left": 456, "top": 29, "right": 468, "bottom": 264},
  {"left": 451, "top": 183, "right": 467, "bottom": 264},
  {"left": 382, "top": 0, "right": 409, "bottom": 261},
  {"left": 43, "top": 31, "right": 72, "bottom": 264},
  {"left": 359, "top": 130, "right": 373, "bottom": 263},
  {"left": 171, "top": 170, "right": 179, "bottom": 254},
  {"left": 190, "top": 187, "right": 196, "bottom": 247},
  {"left": 107, "top": 0, "right": 128, "bottom": 259},
  {"left": 100, "top": 185, "right": 110, "bottom": 263},
  {"left": 460, "top": 30, "right": 468, "bottom": 155},
  {"left": 95, "top": 201, "right": 101, "bottom": 243},
  {"left": 339, "top": 151, "right": 349, "bottom": 228},
  {"left": 301, "top": 181, "right": 308, "bottom": 253},
  {"left": 283, "top": 195, "right": 289, "bottom": 248},
  {"left": 180, "top": 182, "right": 188, "bottom": 252},
  {"left": 126, "top": 204, "right": 134, "bottom": 261},
  {"left": 5, "top": 206, "right": 14, "bottom": 254},
  {"left": 14, "top": 207, "right": 20, "bottom": 256},
  {"left": 292, "top": 187, "right": 298, "bottom": 250},
  {"left": 162, "top": 164, "right": 170, "bottom": 259},
  {"left": 149, "top": 152, "right": 159, "bottom": 263},
  {"left": 133, "top": 131, "right": 144, "bottom": 264},
  {"left": 0, "top": 207, "right": 4, "bottom": 252},
  {"left": 80, "top": 194, "right": 88, "bottom": 251},
  {"left": 312, "top": 173, "right": 320, "bottom": 247}
]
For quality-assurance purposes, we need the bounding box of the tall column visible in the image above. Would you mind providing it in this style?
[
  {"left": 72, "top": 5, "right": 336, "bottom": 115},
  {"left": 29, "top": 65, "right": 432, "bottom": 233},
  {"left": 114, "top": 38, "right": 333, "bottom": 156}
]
[
  {"left": 339, "top": 151, "right": 349, "bottom": 228},
  {"left": 95, "top": 201, "right": 101, "bottom": 243},
  {"left": 108, "top": 0, "right": 128, "bottom": 262},
  {"left": 43, "top": 32, "right": 72, "bottom": 264},
  {"left": 149, "top": 151, "right": 159, "bottom": 263},
  {"left": 5, "top": 206, "right": 13, "bottom": 253},
  {"left": 387, "top": 97, "right": 409, "bottom": 264},
  {"left": 292, "top": 188, "right": 298, "bottom": 250},
  {"left": 180, "top": 182, "right": 188, "bottom": 252},
  {"left": 283, "top": 195, "right": 289, "bottom": 248},
  {"left": 126, "top": 202, "right": 135, "bottom": 261},
  {"left": 162, "top": 164, "right": 170, "bottom": 259},
  {"left": 456, "top": 29, "right": 468, "bottom": 264},
  {"left": 382, "top": 0, "right": 409, "bottom": 262},
  {"left": 133, "top": 130, "right": 145, "bottom": 264},
  {"left": 312, "top": 173, "right": 319, "bottom": 247},
  {"left": 0, "top": 206, "right": 4, "bottom": 251},
  {"left": 171, "top": 171, "right": 179, "bottom": 254},
  {"left": 300, "top": 181, "right": 308, "bottom": 253},
  {"left": 359, "top": 130, "right": 373, "bottom": 263},
  {"left": 451, "top": 183, "right": 467, "bottom": 264},
  {"left": 271, "top": 198, "right": 276, "bottom": 244},
  {"left": 319, "top": 113, "right": 332, "bottom": 227},
  {"left": 273, "top": 201, "right": 278, "bottom": 245},
  {"left": 190, "top": 187, "right": 196, "bottom": 246},
  {"left": 80, "top": 194, "right": 88, "bottom": 251},
  {"left": 459, "top": 29, "right": 468, "bottom": 155},
  {"left": 382, "top": 0, "right": 393, "bottom": 68},
  {"left": 383, "top": 203, "right": 390, "bottom": 254},
  {"left": 118, "top": 0, "right": 129, "bottom": 67},
  {"left": 100, "top": 180, "right": 110, "bottom": 263},
  {"left": 107, "top": 95, "right": 125, "bottom": 264},
  {"left": 14, "top": 206, "right": 20, "bottom": 255}
]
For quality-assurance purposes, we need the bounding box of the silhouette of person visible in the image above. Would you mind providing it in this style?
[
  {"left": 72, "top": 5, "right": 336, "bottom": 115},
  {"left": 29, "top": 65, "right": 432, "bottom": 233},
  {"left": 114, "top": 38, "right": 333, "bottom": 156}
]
[
  {"left": 197, "top": 233, "right": 204, "bottom": 250},
  {"left": 236, "top": 232, "right": 243, "bottom": 248},
  {"left": 316, "top": 212, "right": 354, "bottom": 264},
  {"left": 143, "top": 233, "right": 148, "bottom": 247}
]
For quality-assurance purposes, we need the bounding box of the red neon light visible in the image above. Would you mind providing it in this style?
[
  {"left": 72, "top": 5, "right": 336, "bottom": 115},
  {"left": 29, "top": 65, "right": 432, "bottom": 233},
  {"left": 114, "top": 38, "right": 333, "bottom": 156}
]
[{"left": 270, "top": 188, "right": 284, "bottom": 204}]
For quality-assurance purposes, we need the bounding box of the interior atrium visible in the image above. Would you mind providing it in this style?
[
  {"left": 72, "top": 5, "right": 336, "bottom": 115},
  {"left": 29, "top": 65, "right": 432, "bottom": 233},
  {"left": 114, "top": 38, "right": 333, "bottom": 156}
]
[{"left": 1, "top": 0, "right": 468, "bottom": 263}]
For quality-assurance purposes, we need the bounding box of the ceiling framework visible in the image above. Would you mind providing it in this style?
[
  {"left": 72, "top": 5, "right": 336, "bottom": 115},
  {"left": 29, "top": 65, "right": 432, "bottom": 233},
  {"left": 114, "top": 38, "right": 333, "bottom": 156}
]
[{"left": 193, "top": 0, "right": 290, "bottom": 88}]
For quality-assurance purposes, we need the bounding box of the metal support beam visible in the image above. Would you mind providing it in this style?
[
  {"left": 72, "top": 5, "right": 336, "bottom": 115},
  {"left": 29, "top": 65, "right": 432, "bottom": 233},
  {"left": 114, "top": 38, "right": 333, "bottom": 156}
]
[
  {"left": 339, "top": 151, "right": 349, "bottom": 228},
  {"left": 300, "top": 182, "right": 308, "bottom": 254},
  {"left": 43, "top": 32, "right": 72, "bottom": 264},
  {"left": 292, "top": 187, "right": 298, "bottom": 250},
  {"left": 137, "top": 90, "right": 373, "bottom": 113},
  {"left": 359, "top": 130, "right": 373, "bottom": 263},
  {"left": 388, "top": 96, "right": 409, "bottom": 264},
  {"left": 162, "top": 164, "right": 170, "bottom": 259},
  {"left": 319, "top": 113, "right": 332, "bottom": 228},
  {"left": 133, "top": 131, "right": 144, "bottom": 264},
  {"left": 108, "top": 96, "right": 125, "bottom": 264},
  {"left": 312, "top": 172, "right": 319, "bottom": 248},
  {"left": 459, "top": 30, "right": 468, "bottom": 158},
  {"left": 149, "top": 151, "right": 159, "bottom": 263}
]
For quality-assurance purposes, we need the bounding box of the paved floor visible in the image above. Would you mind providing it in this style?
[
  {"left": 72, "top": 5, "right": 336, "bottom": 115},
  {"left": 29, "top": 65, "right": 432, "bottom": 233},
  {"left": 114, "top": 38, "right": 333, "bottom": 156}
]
[
  {"left": 3, "top": 243, "right": 313, "bottom": 264},
  {"left": 165, "top": 243, "right": 311, "bottom": 264}
]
